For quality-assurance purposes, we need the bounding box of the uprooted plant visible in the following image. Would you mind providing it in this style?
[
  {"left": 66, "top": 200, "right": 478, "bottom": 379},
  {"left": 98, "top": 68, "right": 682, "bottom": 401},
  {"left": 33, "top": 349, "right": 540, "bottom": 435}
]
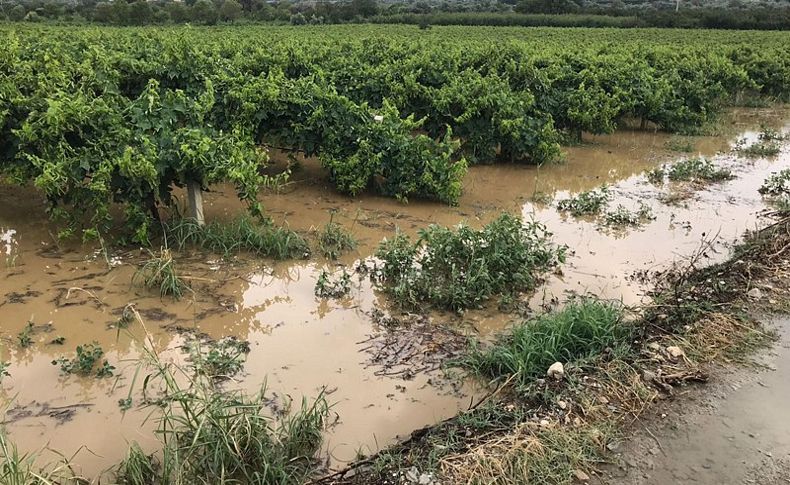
[{"left": 374, "top": 213, "right": 565, "bottom": 312}]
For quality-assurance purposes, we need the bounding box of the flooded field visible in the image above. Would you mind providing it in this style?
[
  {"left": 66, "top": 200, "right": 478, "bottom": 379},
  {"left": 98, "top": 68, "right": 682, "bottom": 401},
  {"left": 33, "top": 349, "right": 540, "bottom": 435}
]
[{"left": 1, "top": 106, "right": 788, "bottom": 480}]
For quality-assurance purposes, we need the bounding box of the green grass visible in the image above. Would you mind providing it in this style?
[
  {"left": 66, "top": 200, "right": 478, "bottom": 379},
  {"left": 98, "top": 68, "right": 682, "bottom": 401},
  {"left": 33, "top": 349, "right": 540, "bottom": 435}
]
[
  {"left": 164, "top": 217, "right": 310, "bottom": 260},
  {"left": 556, "top": 186, "right": 611, "bottom": 216},
  {"left": 0, "top": 431, "right": 78, "bottom": 484},
  {"left": 375, "top": 213, "right": 565, "bottom": 312},
  {"left": 316, "top": 215, "right": 357, "bottom": 260},
  {"left": 462, "top": 299, "right": 631, "bottom": 391},
  {"left": 132, "top": 248, "right": 190, "bottom": 299}
]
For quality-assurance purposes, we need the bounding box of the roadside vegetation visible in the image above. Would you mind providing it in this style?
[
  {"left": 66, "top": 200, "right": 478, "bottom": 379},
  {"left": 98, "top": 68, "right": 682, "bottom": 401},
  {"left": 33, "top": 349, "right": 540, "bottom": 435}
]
[
  {"left": 374, "top": 213, "right": 565, "bottom": 312},
  {"left": 324, "top": 214, "right": 790, "bottom": 485}
]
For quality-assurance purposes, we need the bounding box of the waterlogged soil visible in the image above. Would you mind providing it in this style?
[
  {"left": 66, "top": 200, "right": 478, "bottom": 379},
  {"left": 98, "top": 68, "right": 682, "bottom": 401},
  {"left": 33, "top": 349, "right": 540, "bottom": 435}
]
[{"left": 0, "top": 107, "right": 789, "bottom": 480}]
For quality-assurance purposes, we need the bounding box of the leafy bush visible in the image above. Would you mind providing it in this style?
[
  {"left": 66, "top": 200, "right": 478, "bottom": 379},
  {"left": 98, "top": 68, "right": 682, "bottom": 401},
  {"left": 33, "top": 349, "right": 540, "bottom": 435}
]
[
  {"left": 315, "top": 269, "right": 352, "bottom": 298},
  {"left": 462, "top": 299, "right": 630, "bottom": 390},
  {"left": 375, "top": 213, "right": 565, "bottom": 312}
]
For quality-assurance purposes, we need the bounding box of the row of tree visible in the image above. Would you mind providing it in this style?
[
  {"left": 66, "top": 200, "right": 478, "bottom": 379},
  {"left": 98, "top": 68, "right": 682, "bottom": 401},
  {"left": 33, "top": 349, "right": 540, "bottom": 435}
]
[{"left": 1, "top": 0, "right": 788, "bottom": 28}]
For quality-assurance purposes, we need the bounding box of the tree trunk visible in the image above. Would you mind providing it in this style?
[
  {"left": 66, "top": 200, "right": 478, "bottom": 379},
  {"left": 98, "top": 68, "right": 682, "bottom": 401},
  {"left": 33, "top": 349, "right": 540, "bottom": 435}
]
[{"left": 187, "top": 180, "right": 205, "bottom": 226}]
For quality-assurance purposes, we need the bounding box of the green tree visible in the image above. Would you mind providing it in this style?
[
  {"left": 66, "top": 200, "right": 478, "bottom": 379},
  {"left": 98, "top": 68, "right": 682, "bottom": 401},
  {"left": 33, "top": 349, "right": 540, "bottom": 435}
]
[
  {"left": 191, "top": 0, "right": 218, "bottom": 24},
  {"left": 128, "top": 0, "right": 153, "bottom": 25},
  {"left": 219, "top": 0, "right": 242, "bottom": 22},
  {"left": 9, "top": 4, "right": 26, "bottom": 21}
]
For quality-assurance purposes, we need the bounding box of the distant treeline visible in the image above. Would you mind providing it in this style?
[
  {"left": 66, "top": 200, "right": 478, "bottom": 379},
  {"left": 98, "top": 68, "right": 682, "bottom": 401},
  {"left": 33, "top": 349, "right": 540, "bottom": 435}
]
[
  {"left": 371, "top": 8, "right": 790, "bottom": 30},
  {"left": 0, "top": 0, "right": 788, "bottom": 30}
]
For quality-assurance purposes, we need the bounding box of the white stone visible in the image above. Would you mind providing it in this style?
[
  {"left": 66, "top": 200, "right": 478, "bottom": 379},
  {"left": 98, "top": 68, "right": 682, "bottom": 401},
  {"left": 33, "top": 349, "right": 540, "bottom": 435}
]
[{"left": 547, "top": 362, "right": 565, "bottom": 380}]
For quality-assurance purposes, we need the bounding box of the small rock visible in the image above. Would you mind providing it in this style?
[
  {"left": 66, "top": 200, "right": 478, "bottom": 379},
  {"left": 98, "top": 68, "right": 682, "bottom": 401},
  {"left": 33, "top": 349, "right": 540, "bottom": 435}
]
[
  {"left": 573, "top": 469, "right": 591, "bottom": 482},
  {"left": 642, "top": 370, "right": 657, "bottom": 383},
  {"left": 558, "top": 400, "right": 568, "bottom": 410},
  {"left": 747, "top": 287, "right": 763, "bottom": 300},
  {"left": 547, "top": 362, "right": 565, "bottom": 380},
  {"left": 647, "top": 342, "right": 661, "bottom": 351},
  {"left": 666, "top": 346, "right": 685, "bottom": 361},
  {"left": 418, "top": 473, "right": 433, "bottom": 485},
  {"left": 539, "top": 419, "right": 550, "bottom": 427}
]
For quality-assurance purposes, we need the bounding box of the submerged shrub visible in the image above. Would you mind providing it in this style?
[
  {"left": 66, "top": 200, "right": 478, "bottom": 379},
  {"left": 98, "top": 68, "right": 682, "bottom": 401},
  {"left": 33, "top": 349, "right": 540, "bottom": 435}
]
[
  {"left": 375, "top": 213, "right": 565, "bottom": 312},
  {"left": 183, "top": 336, "right": 251, "bottom": 381},
  {"left": 462, "top": 299, "right": 630, "bottom": 390},
  {"left": 52, "top": 342, "right": 115, "bottom": 378},
  {"left": 556, "top": 186, "right": 611, "bottom": 216},
  {"left": 668, "top": 158, "right": 732, "bottom": 182},
  {"left": 759, "top": 169, "right": 790, "bottom": 196},
  {"left": 315, "top": 268, "right": 352, "bottom": 298},
  {"left": 164, "top": 217, "right": 310, "bottom": 260},
  {"left": 602, "top": 203, "right": 655, "bottom": 228},
  {"left": 736, "top": 127, "right": 786, "bottom": 158}
]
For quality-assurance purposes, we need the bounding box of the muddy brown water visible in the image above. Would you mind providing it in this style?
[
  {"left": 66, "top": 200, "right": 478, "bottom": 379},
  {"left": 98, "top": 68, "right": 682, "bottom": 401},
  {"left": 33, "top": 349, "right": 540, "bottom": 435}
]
[{"left": 0, "top": 107, "right": 788, "bottom": 480}]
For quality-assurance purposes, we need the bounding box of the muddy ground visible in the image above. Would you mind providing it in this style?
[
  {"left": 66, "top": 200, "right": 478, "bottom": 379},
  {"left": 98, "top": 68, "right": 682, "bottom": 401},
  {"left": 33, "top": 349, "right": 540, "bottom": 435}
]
[
  {"left": 601, "top": 314, "right": 790, "bottom": 485},
  {"left": 0, "top": 106, "right": 789, "bottom": 480}
]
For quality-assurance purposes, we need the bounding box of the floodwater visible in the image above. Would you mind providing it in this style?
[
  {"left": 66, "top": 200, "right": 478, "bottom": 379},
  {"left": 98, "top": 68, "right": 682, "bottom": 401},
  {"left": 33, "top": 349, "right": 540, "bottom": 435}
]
[{"left": 0, "top": 106, "right": 788, "bottom": 480}]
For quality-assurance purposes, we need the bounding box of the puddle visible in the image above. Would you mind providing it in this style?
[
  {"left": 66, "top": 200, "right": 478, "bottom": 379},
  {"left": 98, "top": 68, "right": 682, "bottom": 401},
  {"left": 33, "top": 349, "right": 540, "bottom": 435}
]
[{"left": 0, "top": 106, "right": 788, "bottom": 479}]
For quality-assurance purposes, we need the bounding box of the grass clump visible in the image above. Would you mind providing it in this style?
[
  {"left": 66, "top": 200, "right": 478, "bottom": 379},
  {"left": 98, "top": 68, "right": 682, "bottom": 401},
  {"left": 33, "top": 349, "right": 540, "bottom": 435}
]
[
  {"left": 375, "top": 213, "right": 565, "bottom": 312},
  {"left": 649, "top": 157, "right": 733, "bottom": 185},
  {"left": 556, "top": 186, "right": 610, "bottom": 216},
  {"left": 164, "top": 217, "right": 310, "bottom": 260},
  {"left": 462, "top": 299, "right": 630, "bottom": 391},
  {"left": 0, "top": 431, "right": 79, "bottom": 484},
  {"left": 315, "top": 268, "right": 352, "bottom": 298},
  {"left": 132, "top": 248, "right": 190, "bottom": 299},
  {"left": 16, "top": 322, "right": 34, "bottom": 349},
  {"left": 317, "top": 215, "right": 357, "bottom": 260},
  {"left": 52, "top": 342, "right": 115, "bottom": 378},
  {"left": 117, "top": 367, "right": 329, "bottom": 484},
  {"left": 602, "top": 203, "right": 655, "bottom": 228}
]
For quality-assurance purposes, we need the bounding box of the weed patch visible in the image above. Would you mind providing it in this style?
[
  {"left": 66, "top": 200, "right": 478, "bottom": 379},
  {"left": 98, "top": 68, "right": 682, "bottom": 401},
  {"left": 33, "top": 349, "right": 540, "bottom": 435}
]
[
  {"left": 164, "top": 217, "right": 310, "bottom": 260},
  {"left": 183, "top": 336, "right": 251, "bottom": 381},
  {"left": 665, "top": 136, "right": 694, "bottom": 153},
  {"left": 317, "top": 216, "right": 357, "bottom": 260},
  {"left": 735, "top": 127, "right": 785, "bottom": 158},
  {"left": 375, "top": 213, "right": 565, "bottom": 312},
  {"left": 557, "top": 186, "right": 610, "bottom": 216},
  {"left": 648, "top": 157, "right": 733, "bottom": 185},
  {"left": 462, "top": 299, "right": 631, "bottom": 391},
  {"left": 315, "top": 269, "right": 352, "bottom": 299},
  {"left": 52, "top": 342, "right": 115, "bottom": 378}
]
